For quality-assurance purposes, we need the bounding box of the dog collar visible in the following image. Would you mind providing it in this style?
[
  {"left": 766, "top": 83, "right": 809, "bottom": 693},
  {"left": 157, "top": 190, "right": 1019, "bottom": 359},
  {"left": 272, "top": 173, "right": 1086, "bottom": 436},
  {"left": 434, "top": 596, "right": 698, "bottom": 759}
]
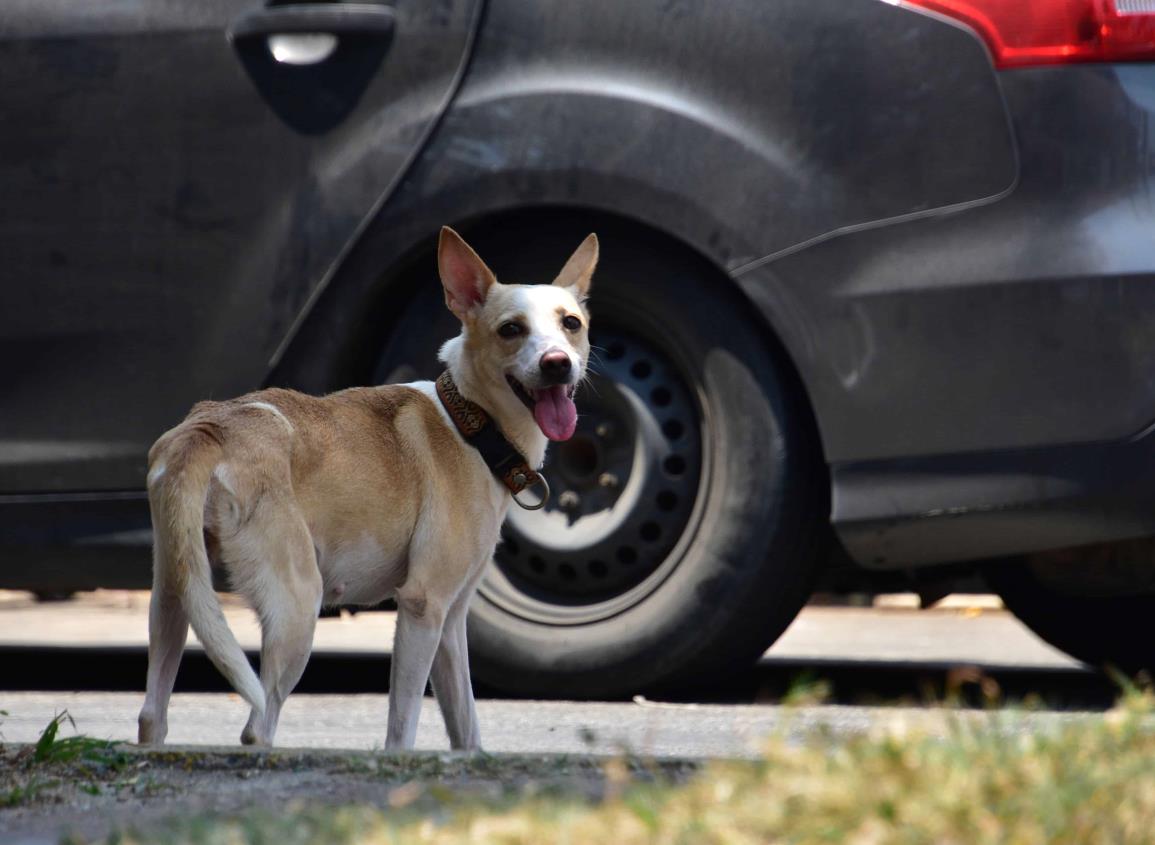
[{"left": 435, "top": 371, "right": 551, "bottom": 510}]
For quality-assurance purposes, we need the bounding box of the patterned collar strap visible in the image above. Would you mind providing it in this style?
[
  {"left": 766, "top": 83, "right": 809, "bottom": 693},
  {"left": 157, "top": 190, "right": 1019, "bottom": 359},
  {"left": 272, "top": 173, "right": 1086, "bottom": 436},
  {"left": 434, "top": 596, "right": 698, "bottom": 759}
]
[{"left": 435, "top": 371, "right": 550, "bottom": 509}]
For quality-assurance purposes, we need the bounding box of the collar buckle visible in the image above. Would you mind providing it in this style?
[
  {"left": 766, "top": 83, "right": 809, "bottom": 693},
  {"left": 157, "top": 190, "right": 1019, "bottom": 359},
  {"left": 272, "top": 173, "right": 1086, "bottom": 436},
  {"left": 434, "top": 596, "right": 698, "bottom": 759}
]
[{"left": 511, "top": 472, "right": 550, "bottom": 511}]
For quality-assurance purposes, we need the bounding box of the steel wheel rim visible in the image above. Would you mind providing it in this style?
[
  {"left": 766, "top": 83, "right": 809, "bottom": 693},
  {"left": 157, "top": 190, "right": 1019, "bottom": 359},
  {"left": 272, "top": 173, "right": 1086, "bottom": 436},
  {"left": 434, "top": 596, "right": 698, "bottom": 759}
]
[{"left": 480, "top": 323, "right": 707, "bottom": 625}]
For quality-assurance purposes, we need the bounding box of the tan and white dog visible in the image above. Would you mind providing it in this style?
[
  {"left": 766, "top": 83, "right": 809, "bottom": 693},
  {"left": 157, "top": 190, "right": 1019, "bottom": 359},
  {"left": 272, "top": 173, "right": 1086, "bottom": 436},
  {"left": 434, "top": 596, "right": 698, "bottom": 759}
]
[{"left": 137, "top": 227, "right": 595, "bottom": 750}]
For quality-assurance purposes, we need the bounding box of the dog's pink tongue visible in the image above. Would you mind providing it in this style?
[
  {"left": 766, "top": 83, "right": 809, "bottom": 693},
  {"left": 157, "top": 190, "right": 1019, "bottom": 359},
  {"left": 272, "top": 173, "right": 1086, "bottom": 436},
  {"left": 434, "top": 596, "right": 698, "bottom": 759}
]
[{"left": 533, "top": 385, "right": 577, "bottom": 441}]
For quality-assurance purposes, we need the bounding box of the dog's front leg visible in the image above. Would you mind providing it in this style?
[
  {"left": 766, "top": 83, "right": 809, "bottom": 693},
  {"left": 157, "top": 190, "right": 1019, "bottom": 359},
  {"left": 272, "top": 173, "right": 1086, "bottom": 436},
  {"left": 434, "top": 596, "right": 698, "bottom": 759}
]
[
  {"left": 386, "top": 585, "right": 446, "bottom": 751},
  {"left": 430, "top": 588, "right": 480, "bottom": 751}
]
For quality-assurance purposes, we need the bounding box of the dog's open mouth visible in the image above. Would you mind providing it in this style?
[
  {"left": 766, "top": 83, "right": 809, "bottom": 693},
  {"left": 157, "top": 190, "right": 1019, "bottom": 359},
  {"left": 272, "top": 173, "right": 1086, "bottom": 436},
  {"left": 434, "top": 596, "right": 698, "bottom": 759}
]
[{"left": 506, "top": 375, "right": 577, "bottom": 441}]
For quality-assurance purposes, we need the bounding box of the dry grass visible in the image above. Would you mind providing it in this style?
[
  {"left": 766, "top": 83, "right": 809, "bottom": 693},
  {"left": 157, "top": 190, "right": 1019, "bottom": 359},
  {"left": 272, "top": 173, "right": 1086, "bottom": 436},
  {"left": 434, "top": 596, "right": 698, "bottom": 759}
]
[{"left": 97, "top": 689, "right": 1155, "bottom": 845}]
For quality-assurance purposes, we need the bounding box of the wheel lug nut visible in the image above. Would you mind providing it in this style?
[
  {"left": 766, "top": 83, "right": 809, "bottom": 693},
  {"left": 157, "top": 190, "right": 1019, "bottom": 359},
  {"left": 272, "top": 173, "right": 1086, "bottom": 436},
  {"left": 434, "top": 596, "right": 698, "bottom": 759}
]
[
  {"left": 558, "top": 491, "right": 581, "bottom": 511},
  {"left": 598, "top": 472, "right": 619, "bottom": 489}
]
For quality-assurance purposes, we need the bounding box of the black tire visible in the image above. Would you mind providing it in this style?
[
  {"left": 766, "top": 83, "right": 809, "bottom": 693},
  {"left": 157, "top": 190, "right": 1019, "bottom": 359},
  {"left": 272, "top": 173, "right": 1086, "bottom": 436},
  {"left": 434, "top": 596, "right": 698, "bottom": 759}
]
[
  {"left": 986, "top": 555, "right": 1155, "bottom": 675},
  {"left": 374, "top": 218, "right": 826, "bottom": 698}
]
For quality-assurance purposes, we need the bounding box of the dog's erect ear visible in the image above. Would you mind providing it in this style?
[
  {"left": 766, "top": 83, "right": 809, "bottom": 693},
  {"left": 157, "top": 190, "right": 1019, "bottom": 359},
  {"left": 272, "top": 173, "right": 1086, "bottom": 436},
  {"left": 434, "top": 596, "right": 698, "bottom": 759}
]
[
  {"left": 552, "top": 233, "right": 598, "bottom": 299},
  {"left": 439, "top": 226, "right": 497, "bottom": 320}
]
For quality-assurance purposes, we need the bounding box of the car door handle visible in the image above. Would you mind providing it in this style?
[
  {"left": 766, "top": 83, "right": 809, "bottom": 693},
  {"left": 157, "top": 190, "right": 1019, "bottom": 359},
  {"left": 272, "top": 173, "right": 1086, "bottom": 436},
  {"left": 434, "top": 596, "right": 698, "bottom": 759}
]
[{"left": 228, "top": 3, "right": 395, "bottom": 41}]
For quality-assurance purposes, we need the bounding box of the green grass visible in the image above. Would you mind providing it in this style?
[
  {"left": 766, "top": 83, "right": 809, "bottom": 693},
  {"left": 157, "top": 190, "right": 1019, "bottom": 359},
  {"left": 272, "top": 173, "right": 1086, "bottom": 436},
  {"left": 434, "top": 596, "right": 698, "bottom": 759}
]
[
  {"left": 105, "top": 690, "right": 1155, "bottom": 845},
  {"left": 0, "top": 711, "right": 130, "bottom": 808},
  {"left": 32, "top": 712, "right": 124, "bottom": 766}
]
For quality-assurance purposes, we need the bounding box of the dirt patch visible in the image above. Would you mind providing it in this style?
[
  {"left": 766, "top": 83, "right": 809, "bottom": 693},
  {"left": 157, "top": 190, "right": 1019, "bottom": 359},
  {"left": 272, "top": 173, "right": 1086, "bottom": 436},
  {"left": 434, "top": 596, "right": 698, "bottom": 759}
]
[{"left": 0, "top": 743, "right": 698, "bottom": 844}]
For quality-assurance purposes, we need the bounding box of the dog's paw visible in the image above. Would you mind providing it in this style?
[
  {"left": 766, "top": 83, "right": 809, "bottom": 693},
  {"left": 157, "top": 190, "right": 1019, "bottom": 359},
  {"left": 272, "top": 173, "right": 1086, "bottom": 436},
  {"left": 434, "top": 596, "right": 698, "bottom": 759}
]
[
  {"left": 240, "top": 725, "right": 272, "bottom": 747},
  {"left": 137, "top": 713, "right": 166, "bottom": 746}
]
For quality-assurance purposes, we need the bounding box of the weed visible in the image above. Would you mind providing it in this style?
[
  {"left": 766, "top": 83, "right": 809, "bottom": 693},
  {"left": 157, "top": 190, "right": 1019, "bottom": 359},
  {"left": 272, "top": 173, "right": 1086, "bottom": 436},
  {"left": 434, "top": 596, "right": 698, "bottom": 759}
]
[
  {"left": 0, "top": 777, "right": 51, "bottom": 808},
  {"left": 0, "top": 711, "right": 129, "bottom": 809},
  {"left": 33, "top": 711, "right": 123, "bottom": 767},
  {"left": 781, "top": 670, "right": 833, "bottom": 707}
]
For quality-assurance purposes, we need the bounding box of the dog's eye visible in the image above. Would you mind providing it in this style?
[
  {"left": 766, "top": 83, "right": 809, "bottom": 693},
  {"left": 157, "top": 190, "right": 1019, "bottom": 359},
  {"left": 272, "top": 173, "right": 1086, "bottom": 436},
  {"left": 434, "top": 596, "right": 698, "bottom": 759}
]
[
  {"left": 498, "top": 321, "right": 524, "bottom": 339},
  {"left": 562, "top": 315, "right": 582, "bottom": 332}
]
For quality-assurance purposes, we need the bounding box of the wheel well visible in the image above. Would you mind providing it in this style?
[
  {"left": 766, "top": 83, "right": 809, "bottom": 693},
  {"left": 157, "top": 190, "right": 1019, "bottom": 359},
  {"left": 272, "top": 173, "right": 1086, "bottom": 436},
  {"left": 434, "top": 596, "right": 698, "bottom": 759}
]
[
  {"left": 270, "top": 203, "right": 830, "bottom": 480},
  {"left": 472, "top": 206, "right": 824, "bottom": 452},
  {"left": 267, "top": 203, "right": 847, "bottom": 597}
]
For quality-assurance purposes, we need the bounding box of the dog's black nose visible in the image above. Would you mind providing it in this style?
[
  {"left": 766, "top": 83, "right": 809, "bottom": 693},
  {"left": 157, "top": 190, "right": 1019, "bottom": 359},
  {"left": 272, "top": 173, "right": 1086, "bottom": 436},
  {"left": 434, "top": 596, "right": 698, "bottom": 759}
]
[{"left": 540, "top": 351, "right": 572, "bottom": 384}]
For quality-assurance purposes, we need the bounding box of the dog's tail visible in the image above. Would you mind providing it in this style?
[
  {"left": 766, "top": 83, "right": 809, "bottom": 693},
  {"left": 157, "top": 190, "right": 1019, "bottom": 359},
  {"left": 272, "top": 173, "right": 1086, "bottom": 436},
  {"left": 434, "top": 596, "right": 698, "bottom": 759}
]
[{"left": 149, "top": 423, "right": 266, "bottom": 715}]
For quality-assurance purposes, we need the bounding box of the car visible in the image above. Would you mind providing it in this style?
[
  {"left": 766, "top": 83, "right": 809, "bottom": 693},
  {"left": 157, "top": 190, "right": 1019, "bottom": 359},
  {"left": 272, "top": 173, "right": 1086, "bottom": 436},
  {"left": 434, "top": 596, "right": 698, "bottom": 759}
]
[{"left": 4, "top": 0, "right": 1155, "bottom": 695}]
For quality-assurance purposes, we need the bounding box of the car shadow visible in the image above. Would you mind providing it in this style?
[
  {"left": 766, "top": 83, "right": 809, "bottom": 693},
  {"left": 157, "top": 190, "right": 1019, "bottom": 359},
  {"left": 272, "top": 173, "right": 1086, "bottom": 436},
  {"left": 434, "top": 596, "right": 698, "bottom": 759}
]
[{"left": 0, "top": 647, "right": 1119, "bottom": 712}]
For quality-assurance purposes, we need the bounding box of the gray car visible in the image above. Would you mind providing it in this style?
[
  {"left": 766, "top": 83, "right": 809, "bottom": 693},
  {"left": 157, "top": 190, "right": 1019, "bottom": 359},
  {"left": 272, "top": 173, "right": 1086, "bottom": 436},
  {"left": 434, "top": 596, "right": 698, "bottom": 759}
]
[{"left": 3, "top": 0, "right": 1155, "bottom": 694}]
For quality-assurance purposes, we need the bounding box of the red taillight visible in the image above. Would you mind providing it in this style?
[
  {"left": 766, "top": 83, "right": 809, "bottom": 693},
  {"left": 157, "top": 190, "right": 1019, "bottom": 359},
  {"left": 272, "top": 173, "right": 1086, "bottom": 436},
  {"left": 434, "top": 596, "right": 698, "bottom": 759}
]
[{"left": 899, "top": 0, "right": 1155, "bottom": 67}]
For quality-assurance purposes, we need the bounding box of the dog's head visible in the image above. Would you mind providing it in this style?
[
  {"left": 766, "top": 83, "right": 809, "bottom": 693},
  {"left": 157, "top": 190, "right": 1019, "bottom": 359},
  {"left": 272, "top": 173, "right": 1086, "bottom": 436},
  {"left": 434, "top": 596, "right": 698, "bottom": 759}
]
[{"left": 437, "top": 226, "right": 595, "bottom": 442}]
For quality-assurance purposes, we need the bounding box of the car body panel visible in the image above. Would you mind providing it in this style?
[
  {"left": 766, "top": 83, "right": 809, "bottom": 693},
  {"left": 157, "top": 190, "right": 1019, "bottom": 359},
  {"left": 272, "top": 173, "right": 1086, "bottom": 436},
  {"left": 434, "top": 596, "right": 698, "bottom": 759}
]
[
  {"left": 277, "top": 7, "right": 1155, "bottom": 573},
  {"left": 278, "top": 0, "right": 1015, "bottom": 390},
  {"left": 834, "top": 422, "right": 1155, "bottom": 568},
  {"left": 772, "top": 63, "right": 1155, "bottom": 567},
  {"left": 0, "top": 0, "right": 481, "bottom": 493},
  {"left": 751, "top": 65, "right": 1155, "bottom": 464},
  {"left": 389, "top": 0, "right": 1016, "bottom": 273},
  {"left": 2, "top": 0, "right": 1154, "bottom": 586}
]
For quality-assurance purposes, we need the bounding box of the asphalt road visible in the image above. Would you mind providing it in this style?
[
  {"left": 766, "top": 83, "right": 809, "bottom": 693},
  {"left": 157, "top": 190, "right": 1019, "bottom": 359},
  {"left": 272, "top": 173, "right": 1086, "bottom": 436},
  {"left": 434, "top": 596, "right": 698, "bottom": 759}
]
[{"left": 0, "top": 590, "right": 1114, "bottom": 758}]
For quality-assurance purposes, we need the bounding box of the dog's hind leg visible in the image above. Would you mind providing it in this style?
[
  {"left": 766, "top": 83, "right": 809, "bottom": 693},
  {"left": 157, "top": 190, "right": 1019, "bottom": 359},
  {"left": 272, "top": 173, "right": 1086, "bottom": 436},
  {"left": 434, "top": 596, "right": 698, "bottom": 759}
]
[
  {"left": 429, "top": 571, "right": 484, "bottom": 751},
  {"left": 138, "top": 554, "right": 189, "bottom": 746},
  {"left": 235, "top": 509, "right": 321, "bottom": 747}
]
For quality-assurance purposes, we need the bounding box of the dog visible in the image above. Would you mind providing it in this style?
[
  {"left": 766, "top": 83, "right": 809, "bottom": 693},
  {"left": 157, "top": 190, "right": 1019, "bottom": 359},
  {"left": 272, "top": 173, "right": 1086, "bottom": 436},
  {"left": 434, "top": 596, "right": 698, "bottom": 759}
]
[{"left": 137, "top": 227, "right": 595, "bottom": 750}]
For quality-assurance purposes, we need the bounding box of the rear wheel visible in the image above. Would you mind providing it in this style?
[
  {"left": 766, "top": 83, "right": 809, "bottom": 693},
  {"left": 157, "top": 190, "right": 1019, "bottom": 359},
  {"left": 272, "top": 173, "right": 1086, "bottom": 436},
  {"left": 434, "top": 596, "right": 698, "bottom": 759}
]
[
  {"left": 986, "top": 543, "right": 1155, "bottom": 674},
  {"left": 375, "top": 219, "right": 826, "bottom": 697},
  {"left": 484, "top": 323, "right": 703, "bottom": 626}
]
